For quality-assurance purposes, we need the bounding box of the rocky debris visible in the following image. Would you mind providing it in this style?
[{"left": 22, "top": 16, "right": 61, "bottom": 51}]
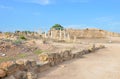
[
  {"left": 27, "top": 72, "right": 37, "bottom": 79},
  {"left": 0, "top": 61, "right": 14, "bottom": 70},
  {"left": 13, "top": 71, "right": 27, "bottom": 79},
  {"left": 0, "top": 69, "right": 6, "bottom": 78},
  {"left": 4, "top": 75, "right": 16, "bottom": 79},
  {"left": 38, "top": 44, "right": 105, "bottom": 66},
  {"left": 0, "top": 39, "right": 56, "bottom": 58},
  {"left": 36, "top": 61, "right": 50, "bottom": 73},
  {"left": 0, "top": 40, "right": 37, "bottom": 57},
  {"left": 0, "top": 44, "right": 105, "bottom": 79},
  {"left": 0, "top": 53, "right": 6, "bottom": 57}
]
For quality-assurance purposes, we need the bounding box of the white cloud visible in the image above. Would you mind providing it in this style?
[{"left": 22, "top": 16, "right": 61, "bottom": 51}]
[
  {"left": 15, "top": 0, "right": 53, "bottom": 5},
  {"left": 0, "top": 5, "right": 13, "bottom": 9}
]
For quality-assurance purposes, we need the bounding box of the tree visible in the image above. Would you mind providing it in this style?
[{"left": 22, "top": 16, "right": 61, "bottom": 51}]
[
  {"left": 51, "top": 24, "right": 64, "bottom": 30},
  {"left": 15, "top": 30, "right": 20, "bottom": 33}
]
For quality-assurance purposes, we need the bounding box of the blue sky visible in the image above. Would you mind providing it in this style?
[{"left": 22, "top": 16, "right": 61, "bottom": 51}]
[{"left": 0, "top": 0, "right": 120, "bottom": 32}]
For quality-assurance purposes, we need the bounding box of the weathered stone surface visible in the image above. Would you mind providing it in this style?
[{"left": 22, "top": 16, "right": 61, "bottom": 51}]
[
  {"left": 38, "top": 53, "right": 49, "bottom": 62},
  {"left": 7, "top": 63, "right": 18, "bottom": 76},
  {"left": 4, "top": 75, "right": 16, "bottom": 79},
  {"left": 48, "top": 28, "right": 120, "bottom": 40},
  {"left": 0, "top": 61, "right": 14, "bottom": 70},
  {"left": 38, "top": 53, "right": 62, "bottom": 66},
  {"left": 29, "top": 60, "right": 36, "bottom": 67},
  {"left": 0, "top": 69, "right": 6, "bottom": 78},
  {"left": 1, "top": 44, "right": 105, "bottom": 79},
  {"left": 14, "top": 71, "right": 27, "bottom": 79},
  {"left": 88, "top": 47, "right": 94, "bottom": 52},
  {"left": 60, "top": 50, "right": 72, "bottom": 61},
  {"left": 16, "top": 59, "right": 28, "bottom": 65},
  {"left": 37, "top": 62, "right": 50, "bottom": 73},
  {"left": 27, "top": 72, "right": 37, "bottom": 79}
]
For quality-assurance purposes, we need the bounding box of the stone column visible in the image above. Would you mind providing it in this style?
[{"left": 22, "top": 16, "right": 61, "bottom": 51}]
[
  {"left": 64, "top": 30, "right": 66, "bottom": 40},
  {"left": 59, "top": 29, "right": 62, "bottom": 40},
  {"left": 45, "top": 32, "right": 47, "bottom": 38},
  {"left": 38, "top": 29, "right": 42, "bottom": 35},
  {"left": 50, "top": 30, "right": 53, "bottom": 39}
]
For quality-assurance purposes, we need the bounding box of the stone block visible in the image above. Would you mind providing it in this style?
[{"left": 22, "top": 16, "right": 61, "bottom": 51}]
[
  {"left": 0, "top": 69, "right": 6, "bottom": 78},
  {"left": 27, "top": 72, "right": 37, "bottom": 79},
  {"left": 0, "top": 61, "right": 14, "bottom": 70},
  {"left": 4, "top": 75, "right": 16, "bottom": 79},
  {"left": 37, "top": 62, "right": 50, "bottom": 73},
  {"left": 13, "top": 71, "right": 27, "bottom": 79}
]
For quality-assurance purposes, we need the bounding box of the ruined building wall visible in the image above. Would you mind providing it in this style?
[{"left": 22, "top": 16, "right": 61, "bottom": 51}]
[{"left": 47, "top": 28, "right": 120, "bottom": 40}]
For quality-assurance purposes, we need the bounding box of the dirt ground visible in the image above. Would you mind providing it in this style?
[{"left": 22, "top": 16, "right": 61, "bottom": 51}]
[{"left": 38, "top": 43, "right": 120, "bottom": 79}]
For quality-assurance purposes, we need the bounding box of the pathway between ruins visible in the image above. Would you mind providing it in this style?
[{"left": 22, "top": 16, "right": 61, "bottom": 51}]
[{"left": 38, "top": 44, "right": 120, "bottom": 79}]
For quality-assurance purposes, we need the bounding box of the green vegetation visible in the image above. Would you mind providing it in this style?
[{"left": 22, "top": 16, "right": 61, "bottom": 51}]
[
  {"left": 4, "top": 32, "right": 12, "bottom": 35},
  {"left": 34, "top": 49, "right": 43, "bottom": 55},
  {"left": 0, "top": 57, "right": 14, "bottom": 63},
  {"left": 19, "top": 35, "right": 26, "bottom": 40},
  {"left": 15, "top": 30, "right": 20, "bottom": 33},
  {"left": 0, "top": 53, "right": 27, "bottom": 63},
  {"left": 15, "top": 30, "right": 36, "bottom": 34},
  {"left": 12, "top": 39, "right": 22, "bottom": 45},
  {"left": 17, "top": 53, "right": 27, "bottom": 58},
  {"left": 51, "top": 24, "right": 64, "bottom": 30}
]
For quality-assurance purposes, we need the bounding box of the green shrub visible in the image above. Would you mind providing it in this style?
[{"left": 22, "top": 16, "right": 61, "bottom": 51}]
[
  {"left": 51, "top": 24, "right": 64, "bottom": 30},
  {"left": 20, "top": 35, "right": 26, "bottom": 40}
]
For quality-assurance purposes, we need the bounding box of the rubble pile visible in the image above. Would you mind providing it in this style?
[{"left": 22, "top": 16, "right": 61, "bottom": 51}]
[{"left": 0, "top": 44, "right": 105, "bottom": 79}]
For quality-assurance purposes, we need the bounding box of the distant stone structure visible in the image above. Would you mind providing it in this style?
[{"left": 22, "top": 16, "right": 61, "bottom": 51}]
[
  {"left": 47, "top": 28, "right": 70, "bottom": 41},
  {"left": 46, "top": 28, "right": 120, "bottom": 41},
  {"left": 0, "top": 28, "right": 120, "bottom": 41}
]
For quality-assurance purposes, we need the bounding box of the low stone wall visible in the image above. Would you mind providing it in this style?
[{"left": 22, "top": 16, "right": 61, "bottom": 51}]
[{"left": 0, "top": 44, "right": 105, "bottom": 79}]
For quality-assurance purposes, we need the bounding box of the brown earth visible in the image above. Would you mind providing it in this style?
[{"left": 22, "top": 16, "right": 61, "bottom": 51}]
[{"left": 38, "top": 43, "right": 120, "bottom": 79}]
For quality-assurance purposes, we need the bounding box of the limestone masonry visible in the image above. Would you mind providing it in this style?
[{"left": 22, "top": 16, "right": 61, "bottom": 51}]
[{"left": 0, "top": 44, "right": 105, "bottom": 79}]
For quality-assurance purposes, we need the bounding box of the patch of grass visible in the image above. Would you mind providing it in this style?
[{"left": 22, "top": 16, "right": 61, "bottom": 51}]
[
  {"left": 12, "top": 39, "right": 22, "bottom": 45},
  {"left": 17, "top": 53, "right": 27, "bottom": 58},
  {"left": 0, "top": 53, "right": 28, "bottom": 63},
  {"left": 34, "top": 50, "right": 43, "bottom": 55},
  {"left": 0, "top": 56, "right": 19, "bottom": 63}
]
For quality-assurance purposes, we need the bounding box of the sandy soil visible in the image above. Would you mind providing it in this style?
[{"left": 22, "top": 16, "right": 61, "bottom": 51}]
[{"left": 38, "top": 43, "right": 120, "bottom": 79}]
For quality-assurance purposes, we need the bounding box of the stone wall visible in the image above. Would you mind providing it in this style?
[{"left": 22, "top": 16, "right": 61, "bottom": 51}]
[
  {"left": 47, "top": 28, "right": 120, "bottom": 40},
  {"left": 67, "top": 28, "right": 106, "bottom": 38},
  {"left": 0, "top": 44, "right": 105, "bottom": 79}
]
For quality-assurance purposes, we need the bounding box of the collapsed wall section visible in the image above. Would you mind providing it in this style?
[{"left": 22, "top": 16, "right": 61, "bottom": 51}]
[{"left": 0, "top": 44, "right": 105, "bottom": 79}]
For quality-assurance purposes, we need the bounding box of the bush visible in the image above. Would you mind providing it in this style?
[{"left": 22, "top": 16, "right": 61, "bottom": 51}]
[
  {"left": 51, "top": 24, "right": 64, "bottom": 30},
  {"left": 20, "top": 35, "right": 26, "bottom": 40}
]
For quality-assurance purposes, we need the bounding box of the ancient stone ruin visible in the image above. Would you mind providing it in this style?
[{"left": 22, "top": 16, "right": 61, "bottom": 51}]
[
  {"left": 45, "top": 28, "right": 120, "bottom": 41},
  {"left": 0, "top": 44, "right": 105, "bottom": 79}
]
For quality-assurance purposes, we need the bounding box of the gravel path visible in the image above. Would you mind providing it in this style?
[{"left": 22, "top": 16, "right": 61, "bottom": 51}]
[{"left": 38, "top": 44, "right": 120, "bottom": 79}]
